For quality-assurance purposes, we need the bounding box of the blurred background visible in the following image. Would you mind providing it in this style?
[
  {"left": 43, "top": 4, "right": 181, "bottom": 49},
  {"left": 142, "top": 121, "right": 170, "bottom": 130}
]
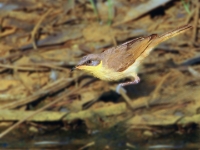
[{"left": 0, "top": 0, "right": 200, "bottom": 149}]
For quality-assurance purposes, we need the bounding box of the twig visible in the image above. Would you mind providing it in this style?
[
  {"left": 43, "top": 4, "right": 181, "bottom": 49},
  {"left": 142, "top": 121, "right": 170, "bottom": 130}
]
[
  {"left": 0, "top": 77, "right": 93, "bottom": 138},
  {"left": 111, "top": 85, "right": 134, "bottom": 109},
  {"left": 0, "top": 63, "right": 69, "bottom": 72},
  {"left": 89, "top": 0, "right": 100, "bottom": 21},
  {"left": 79, "top": 141, "right": 95, "bottom": 150},
  {"left": 0, "top": 86, "right": 80, "bottom": 138},
  {"left": 0, "top": 78, "right": 73, "bottom": 109},
  {"left": 13, "top": 67, "right": 33, "bottom": 94},
  {"left": 0, "top": 27, "right": 16, "bottom": 38},
  {"left": 119, "top": 87, "right": 134, "bottom": 109},
  {"left": 33, "top": 63, "right": 69, "bottom": 73},
  {"left": 31, "top": 9, "right": 52, "bottom": 49},
  {"left": 110, "top": 28, "right": 117, "bottom": 47},
  {"left": 148, "top": 71, "right": 172, "bottom": 105},
  {"left": 192, "top": 0, "right": 199, "bottom": 44},
  {"left": 183, "top": 9, "right": 195, "bottom": 25},
  {"left": 0, "top": 63, "right": 48, "bottom": 71}
]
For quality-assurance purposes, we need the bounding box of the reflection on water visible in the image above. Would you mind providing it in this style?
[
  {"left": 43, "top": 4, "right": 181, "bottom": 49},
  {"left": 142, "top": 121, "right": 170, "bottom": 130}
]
[{"left": 0, "top": 125, "right": 199, "bottom": 149}]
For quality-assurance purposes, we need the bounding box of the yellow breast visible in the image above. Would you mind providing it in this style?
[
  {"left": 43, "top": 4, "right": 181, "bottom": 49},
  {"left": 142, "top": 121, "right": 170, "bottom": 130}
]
[{"left": 76, "top": 61, "right": 125, "bottom": 81}]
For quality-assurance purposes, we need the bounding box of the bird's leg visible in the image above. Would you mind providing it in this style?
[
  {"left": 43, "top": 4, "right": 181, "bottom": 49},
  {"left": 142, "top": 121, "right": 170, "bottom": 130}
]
[
  {"left": 118, "top": 75, "right": 150, "bottom": 108},
  {"left": 119, "top": 76, "right": 140, "bottom": 86},
  {"left": 116, "top": 76, "right": 140, "bottom": 94},
  {"left": 115, "top": 75, "right": 141, "bottom": 109}
]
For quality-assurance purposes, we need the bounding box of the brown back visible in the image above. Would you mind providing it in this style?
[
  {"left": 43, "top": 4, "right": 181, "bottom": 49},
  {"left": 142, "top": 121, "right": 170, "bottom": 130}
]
[{"left": 101, "top": 35, "right": 156, "bottom": 72}]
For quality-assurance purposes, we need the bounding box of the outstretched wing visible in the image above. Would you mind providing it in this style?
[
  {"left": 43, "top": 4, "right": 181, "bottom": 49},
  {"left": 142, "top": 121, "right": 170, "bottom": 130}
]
[{"left": 102, "top": 35, "right": 156, "bottom": 72}]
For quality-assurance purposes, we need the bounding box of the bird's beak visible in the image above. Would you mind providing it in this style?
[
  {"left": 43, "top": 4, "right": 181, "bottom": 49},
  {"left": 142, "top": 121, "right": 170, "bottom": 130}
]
[{"left": 75, "top": 65, "right": 84, "bottom": 70}]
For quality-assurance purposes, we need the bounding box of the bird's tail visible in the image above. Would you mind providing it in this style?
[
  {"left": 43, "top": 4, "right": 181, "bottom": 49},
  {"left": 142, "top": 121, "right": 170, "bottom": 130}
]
[{"left": 151, "top": 24, "right": 192, "bottom": 46}]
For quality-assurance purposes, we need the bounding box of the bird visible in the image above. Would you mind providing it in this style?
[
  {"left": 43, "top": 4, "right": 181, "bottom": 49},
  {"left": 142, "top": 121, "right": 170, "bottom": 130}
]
[{"left": 73, "top": 25, "right": 192, "bottom": 91}]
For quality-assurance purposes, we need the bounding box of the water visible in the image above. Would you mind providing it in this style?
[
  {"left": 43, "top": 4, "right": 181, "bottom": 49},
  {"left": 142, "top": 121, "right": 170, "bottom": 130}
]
[{"left": 0, "top": 125, "right": 199, "bottom": 149}]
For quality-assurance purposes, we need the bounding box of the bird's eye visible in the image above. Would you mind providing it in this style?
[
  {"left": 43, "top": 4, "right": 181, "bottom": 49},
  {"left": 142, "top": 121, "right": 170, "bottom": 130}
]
[
  {"left": 85, "top": 60, "right": 99, "bottom": 66},
  {"left": 86, "top": 60, "right": 91, "bottom": 64}
]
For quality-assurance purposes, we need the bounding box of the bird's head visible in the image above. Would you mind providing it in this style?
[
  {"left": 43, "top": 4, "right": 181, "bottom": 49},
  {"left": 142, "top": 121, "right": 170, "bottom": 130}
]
[{"left": 72, "top": 54, "right": 103, "bottom": 73}]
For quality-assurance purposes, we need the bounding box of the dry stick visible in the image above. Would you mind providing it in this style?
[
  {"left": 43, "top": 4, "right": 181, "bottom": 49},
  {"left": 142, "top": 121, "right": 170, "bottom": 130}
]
[
  {"left": 148, "top": 71, "right": 172, "bottom": 105},
  {"left": 192, "top": 0, "right": 199, "bottom": 43},
  {"left": 31, "top": 9, "right": 52, "bottom": 50},
  {"left": 183, "top": 9, "right": 195, "bottom": 25},
  {"left": 110, "top": 86, "right": 133, "bottom": 109},
  {"left": 0, "top": 63, "right": 69, "bottom": 72},
  {"left": 79, "top": 141, "right": 95, "bottom": 150},
  {"left": 110, "top": 29, "right": 117, "bottom": 47},
  {"left": 119, "top": 87, "right": 134, "bottom": 109},
  {"left": 34, "top": 63, "right": 69, "bottom": 73},
  {"left": 0, "top": 86, "right": 80, "bottom": 138},
  {"left": 0, "top": 78, "right": 73, "bottom": 109},
  {"left": 36, "top": 64, "right": 42, "bottom": 91},
  {"left": 13, "top": 66, "right": 33, "bottom": 94},
  {"left": 0, "top": 63, "right": 48, "bottom": 71},
  {"left": 113, "top": 72, "right": 171, "bottom": 109},
  {"left": 0, "top": 27, "right": 16, "bottom": 38}
]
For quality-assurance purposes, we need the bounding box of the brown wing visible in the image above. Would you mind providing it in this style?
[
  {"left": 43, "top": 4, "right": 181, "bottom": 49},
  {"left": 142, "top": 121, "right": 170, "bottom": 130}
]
[{"left": 102, "top": 35, "right": 156, "bottom": 72}]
